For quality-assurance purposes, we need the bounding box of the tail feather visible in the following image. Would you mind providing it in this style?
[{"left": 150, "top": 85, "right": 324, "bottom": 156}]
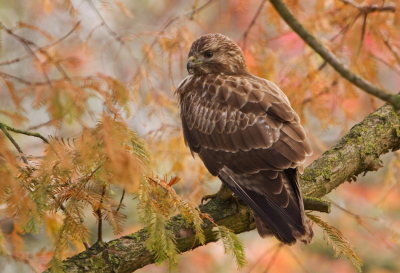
[{"left": 219, "top": 167, "right": 313, "bottom": 245}]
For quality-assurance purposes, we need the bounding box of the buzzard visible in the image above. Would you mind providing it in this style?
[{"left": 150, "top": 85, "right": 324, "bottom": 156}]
[{"left": 175, "top": 33, "right": 313, "bottom": 245}]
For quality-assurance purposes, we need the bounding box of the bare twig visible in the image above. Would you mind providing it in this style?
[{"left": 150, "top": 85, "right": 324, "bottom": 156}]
[
  {"left": 87, "top": 0, "right": 121, "bottom": 41},
  {"left": 0, "top": 123, "right": 29, "bottom": 164},
  {"left": 369, "top": 52, "right": 400, "bottom": 75},
  {"left": 329, "top": 199, "right": 400, "bottom": 256},
  {"left": 264, "top": 244, "right": 283, "bottom": 273},
  {"left": 116, "top": 188, "right": 126, "bottom": 212},
  {"left": 285, "top": 246, "right": 310, "bottom": 273},
  {"left": 1, "top": 22, "right": 72, "bottom": 81},
  {"left": 237, "top": 0, "right": 267, "bottom": 52},
  {"left": 381, "top": 31, "right": 400, "bottom": 65},
  {"left": 130, "top": 0, "right": 217, "bottom": 83},
  {"left": 0, "top": 122, "right": 49, "bottom": 144},
  {"left": 0, "top": 23, "right": 53, "bottom": 86},
  {"left": 269, "top": 0, "right": 400, "bottom": 109},
  {"left": 247, "top": 244, "right": 281, "bottom": 273},
  {"left": 340, "top": 0, "right": 396, "bottom": 13},
  {"left": 27, "top": 119, "right": 59, "bottom": 130},
  {"left": 97, "top": 186, "right": 106, "bottom": 243},
  {"left": 0, "top": 22, "right": 80, "bottom": 66}
]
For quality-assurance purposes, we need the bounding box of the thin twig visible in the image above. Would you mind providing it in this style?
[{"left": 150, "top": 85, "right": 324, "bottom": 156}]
[
  {"left": 359, "top": 13, "right": 367, "bottom": 53},
  {"left": 0, "top": 22, "right": 80, "bottom": 66},
  {"left": 0, "top": 122, "right": 49, "bottom": 144},
  {"left": 381, "top": 31, "right": 400, "bottom": 65},
  {"left": 52, "top": 196, "right": 90, "bottom": 249},
  {"left": 285, "top": 246, "right": 310, "bottom": 273},
  {"left": 264, "top": 243, "right": 283, "bottom": 273},
  {"left": 27, "top": 119, "right": 59, "bottom": 130},
  {"left": 1, "top": 22, "right": 71, "bottom": 81},
  {"left": 97, "top": 186, "right": 106, "bottom": 243},
  {"left": 130, "top": 0, "right": 217, "bottom": 83},
  {"left": 269, "top": 0, "right": 400, "bottom": 109},
  {"left": 340, "top": 0, "right": 396, "bottom": 13},
  {"left": 237, "top": 0, "right": 267, "bottom": 52},
  {"left": 116, "top": 188, "right": 126, "bottom": 212},
  {"left": 328, "top": 199, "right": 400, "bottom": 256},
  {"left": 247, "top": 244, "right": 281, "bottom": 273},
  {"left": 73, "top": 163, "right": 105, "bottom": 201},
  {"left": 87, "top": 0, "right": 121, "bottom": 41},
  {"left": 0, "top": 23, "right": 53, "bottom": 86},
  {"left": 0, "top": 123, "right": 29, "bottom": 164},
  {"left": 369, "top": 52, "right": 400, "bottom": 75}
]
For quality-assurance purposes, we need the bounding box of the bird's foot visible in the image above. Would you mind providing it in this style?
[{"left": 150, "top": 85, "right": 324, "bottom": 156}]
[{"left": 201, "top": 183, "right": 232, "bottom": 205}]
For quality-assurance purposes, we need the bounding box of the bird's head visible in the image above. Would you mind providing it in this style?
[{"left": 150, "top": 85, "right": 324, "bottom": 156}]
[{"left": 187, "top": 33, "right": 248, "bottom": 76}]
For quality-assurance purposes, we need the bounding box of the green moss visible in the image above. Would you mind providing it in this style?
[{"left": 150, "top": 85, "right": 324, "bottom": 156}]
[
  {"left": 376, "top": 124, "right": 385, "bottom": 134},
  {"left": 80, "top": 253, "right": 88, "bottom": 258},
  {"left": 108, "top": 254, "right": 120, "bottom": 265},
  {"left": 90, "top": 256, "right": 105, "bottom": 272},
  {"left": 322, "top": 148, "right": 335, "bottom": 155},
  {"left": 370, "top": 112, "right": 383, "bottom": 118},
  {"left": 170, "top": 215, "right": 187, "bottom": 227},
  {"left": 396, "top": 127, "right": 400, "bottom": 138},
  {"left": 361, "top": 143, "right": 375, "bottom": 157},
  {"left": 327, "top": 156, "right": 338, "bottom": 162},
  {"left": 126, "top": 232, "right": 144, "bottom": 243},
  {"left": 301, "top": 165, "right": 333, "bottom": 183},
  {"left": 339, "top": 150, "right": 344, "bottom": 158},
  {"left": 108, "top": 240, "right": 122, "bottom": 251}
]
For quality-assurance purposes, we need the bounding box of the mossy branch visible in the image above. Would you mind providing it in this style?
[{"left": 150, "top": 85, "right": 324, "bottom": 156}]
[
  {"left": 49, "top": 100, "right": 400, "bottom": 272},
  {"left": 0, "top": 122, "right": 49, "bottom": 144},
  {"left": 268, "top": 0, "right": 400, "bottom": 109}
]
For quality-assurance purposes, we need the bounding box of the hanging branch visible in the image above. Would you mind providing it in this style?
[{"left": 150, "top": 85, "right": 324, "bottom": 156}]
[{"left": 268, "top": 0, "right": 400, "bottom": 109}]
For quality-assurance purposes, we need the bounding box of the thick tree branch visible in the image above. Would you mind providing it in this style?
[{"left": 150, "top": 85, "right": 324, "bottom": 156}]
[
  {"left": 268, "top": 0, "right": 400, "bottom": 109},
  {"left": 49, "top": 100, "right": 400, "bottom": 272}
]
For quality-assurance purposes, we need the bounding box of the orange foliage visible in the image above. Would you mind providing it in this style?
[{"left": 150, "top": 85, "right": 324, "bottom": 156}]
[{"left": 0, "top": 0, "right": 400, "bottom": 272}]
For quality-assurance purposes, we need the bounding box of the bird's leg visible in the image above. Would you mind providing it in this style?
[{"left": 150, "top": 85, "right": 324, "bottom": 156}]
[{"left": 201, "top": 183, "right": 232, "bottom": 205}]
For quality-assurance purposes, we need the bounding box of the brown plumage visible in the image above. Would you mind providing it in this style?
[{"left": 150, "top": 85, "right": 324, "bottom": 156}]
[{"left": 176, "top": 33, "right": 313, "bottom": 245}]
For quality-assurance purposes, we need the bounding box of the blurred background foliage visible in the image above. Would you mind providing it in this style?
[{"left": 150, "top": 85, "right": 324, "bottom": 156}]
[{"left": 0, "top": 0, "right": 400, "bottom": 272}]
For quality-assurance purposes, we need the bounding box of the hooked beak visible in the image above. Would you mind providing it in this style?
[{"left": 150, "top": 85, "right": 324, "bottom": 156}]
[{"left": 187, "top": 56, "right": 196, "bottom": 72}]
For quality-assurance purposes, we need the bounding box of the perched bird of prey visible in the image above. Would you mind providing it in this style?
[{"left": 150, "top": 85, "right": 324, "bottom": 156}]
[{"left": 175, "top": 33, "right": 313, "bottom": 245}]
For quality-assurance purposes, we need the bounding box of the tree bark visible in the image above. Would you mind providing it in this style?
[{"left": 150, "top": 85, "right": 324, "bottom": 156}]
[{"left": 48, "top": 101, "right": 400, "bottom": 272}]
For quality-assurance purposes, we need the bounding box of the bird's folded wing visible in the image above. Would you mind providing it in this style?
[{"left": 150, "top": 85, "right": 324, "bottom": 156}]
[{"left": 179, "top": 74, "right": 312, "bottom": 176}]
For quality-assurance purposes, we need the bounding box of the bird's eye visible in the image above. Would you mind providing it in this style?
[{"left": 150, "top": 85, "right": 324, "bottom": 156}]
[{"left": 204, "top": 51, "right": 213, "bottom": 58}]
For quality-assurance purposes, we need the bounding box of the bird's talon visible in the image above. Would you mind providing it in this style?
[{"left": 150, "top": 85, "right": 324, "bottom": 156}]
[{"left": 201, "top": 193, "right": 219, "bottom": 205}]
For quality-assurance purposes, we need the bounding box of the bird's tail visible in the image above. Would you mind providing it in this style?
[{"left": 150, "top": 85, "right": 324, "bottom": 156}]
[{"left": 219, "top": 167, "right": 313, "bottom": 245}]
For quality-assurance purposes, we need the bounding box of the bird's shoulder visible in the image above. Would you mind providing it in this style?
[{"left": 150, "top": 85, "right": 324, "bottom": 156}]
[
  {"left": 178, "top": 73, "right": 312, "bottom": 172},
  {"left": 178, "top": 73, "right": 299, "bottom": 124}
]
